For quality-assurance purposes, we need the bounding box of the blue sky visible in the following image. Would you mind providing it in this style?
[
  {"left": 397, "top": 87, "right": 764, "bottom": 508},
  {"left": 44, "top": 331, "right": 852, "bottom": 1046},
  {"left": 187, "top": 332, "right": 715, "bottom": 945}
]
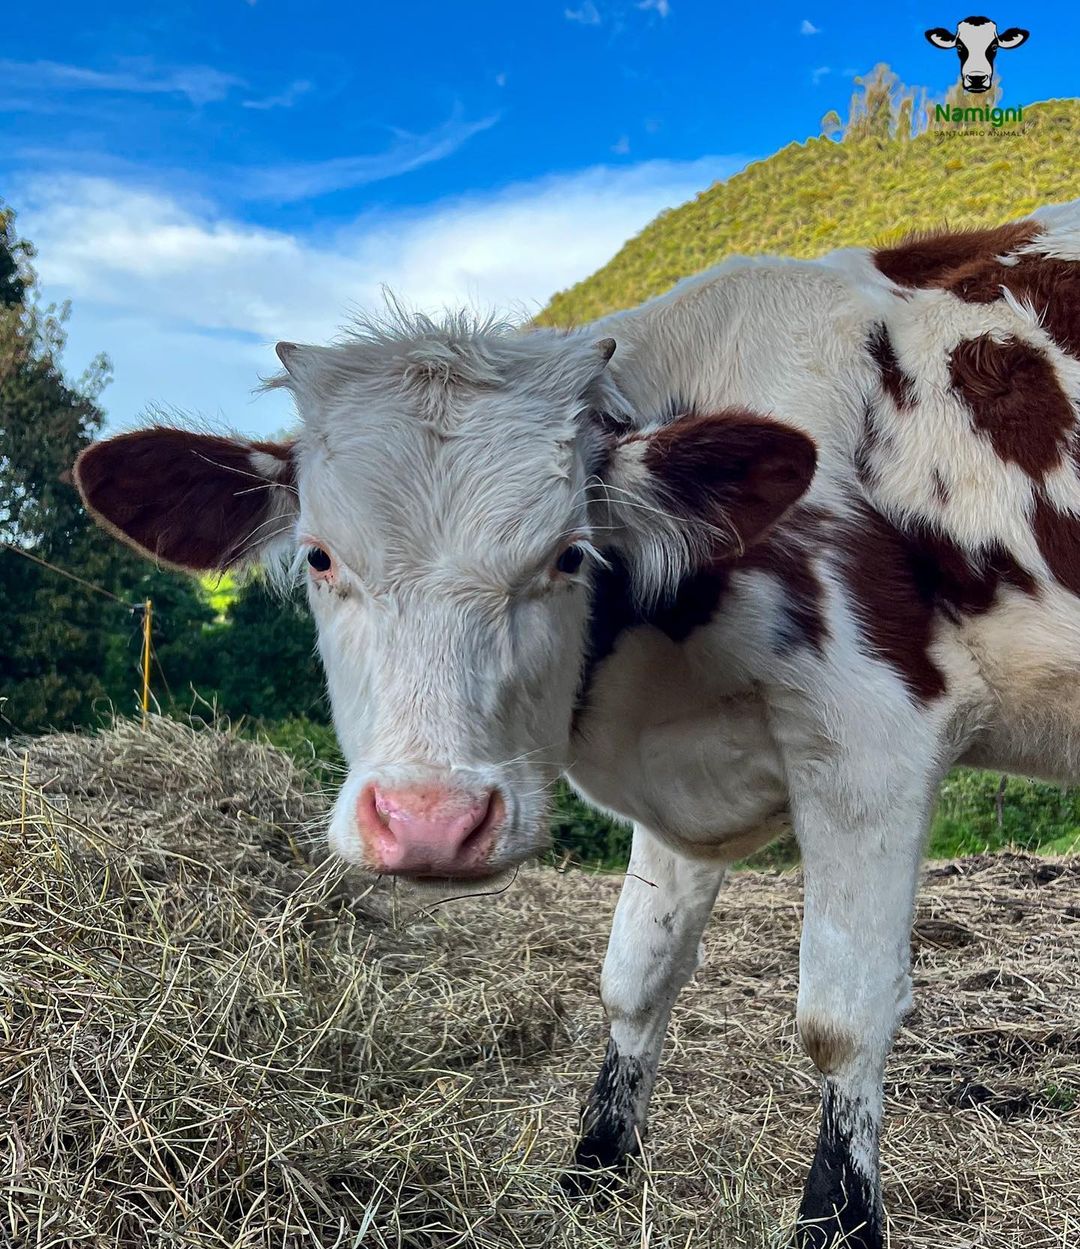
[{"left": 2, "top": 0, "right": 1075, "bottom": 435}]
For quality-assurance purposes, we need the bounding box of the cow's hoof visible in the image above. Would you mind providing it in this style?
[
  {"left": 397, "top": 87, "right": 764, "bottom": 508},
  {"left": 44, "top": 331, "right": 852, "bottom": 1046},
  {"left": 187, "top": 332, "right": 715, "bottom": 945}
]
[
  {"left": 557, "top": 1137, "right": 633, "bottom": 1203},
  {"left": 795, "top": 1194, "right": 883, "bottom": 1249},
  {"left": 794, "top": 1218, "right": 882, "bottom": 1249}
]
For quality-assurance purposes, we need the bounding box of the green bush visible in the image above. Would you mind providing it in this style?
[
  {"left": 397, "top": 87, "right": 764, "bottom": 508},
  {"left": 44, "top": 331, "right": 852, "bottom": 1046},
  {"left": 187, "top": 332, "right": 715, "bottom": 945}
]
[
  {"left": 930, "top": 769, "right": 1080, "bottom": 857},
  {"left": 548, "top": 780, "right": 631, "bottom": 869}
]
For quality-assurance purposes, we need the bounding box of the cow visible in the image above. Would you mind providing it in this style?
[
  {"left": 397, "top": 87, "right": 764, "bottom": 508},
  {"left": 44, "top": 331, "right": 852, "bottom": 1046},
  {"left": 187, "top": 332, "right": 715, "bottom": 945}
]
[
  {"left": 926, "top": 16, "right": 1029, "bottom": 93},
  {"left": 73, "top": 199, "right": 1080, "bottom": 1248}
]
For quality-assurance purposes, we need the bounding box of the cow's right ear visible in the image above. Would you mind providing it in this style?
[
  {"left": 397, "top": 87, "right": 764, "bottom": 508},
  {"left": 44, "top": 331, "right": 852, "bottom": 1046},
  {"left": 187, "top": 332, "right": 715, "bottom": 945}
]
[
  {"left": 597, "top": 410, "right": 817, "bottom": 604},
  {"left": 925, "top": 27, "right": 957, "bottom": 48},
  {"left": 73, "top": 427, "right": 298, "bottom": 572}
]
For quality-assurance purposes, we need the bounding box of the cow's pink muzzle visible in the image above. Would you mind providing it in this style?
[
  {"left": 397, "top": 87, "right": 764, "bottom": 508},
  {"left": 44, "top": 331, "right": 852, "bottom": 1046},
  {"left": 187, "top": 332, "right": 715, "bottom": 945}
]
[{"left": 357, "top": 782, "right": 504, "bottom": 877}]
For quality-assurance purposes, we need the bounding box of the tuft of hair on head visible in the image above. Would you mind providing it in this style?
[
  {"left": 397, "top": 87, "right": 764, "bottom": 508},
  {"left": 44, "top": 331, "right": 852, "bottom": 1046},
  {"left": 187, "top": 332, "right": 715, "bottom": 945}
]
[{"left": 260, "top": 296, "right": 625, "bottom": 434}]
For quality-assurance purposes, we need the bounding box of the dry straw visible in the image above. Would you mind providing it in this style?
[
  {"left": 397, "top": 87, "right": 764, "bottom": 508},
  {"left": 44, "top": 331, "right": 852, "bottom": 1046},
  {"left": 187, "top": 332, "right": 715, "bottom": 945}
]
[{"left": 1, "top": 717, "right": 1078, "bottom": 1247}]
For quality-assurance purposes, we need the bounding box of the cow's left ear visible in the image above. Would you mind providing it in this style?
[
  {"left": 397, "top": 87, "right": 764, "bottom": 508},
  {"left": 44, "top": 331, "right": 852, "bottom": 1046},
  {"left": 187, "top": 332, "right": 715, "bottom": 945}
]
[
  {"left": 997, "top": 26, "right": 1029, "bottom": 48},
  {"left": 598, "top": 411, "right": 817, "bottom": 603},
  {"left": 925, "top": 27, "right": 958, "bottom": 48}
]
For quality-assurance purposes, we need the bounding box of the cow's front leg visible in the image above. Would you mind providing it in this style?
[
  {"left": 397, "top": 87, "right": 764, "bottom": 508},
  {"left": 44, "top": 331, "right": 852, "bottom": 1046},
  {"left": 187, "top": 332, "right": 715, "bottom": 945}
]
[
  {"left": 792, "top": 778, "right": 932, "bottom": 1249},
  {"left": 562, "top": 824, "right": 728, "bottom": 1194}
]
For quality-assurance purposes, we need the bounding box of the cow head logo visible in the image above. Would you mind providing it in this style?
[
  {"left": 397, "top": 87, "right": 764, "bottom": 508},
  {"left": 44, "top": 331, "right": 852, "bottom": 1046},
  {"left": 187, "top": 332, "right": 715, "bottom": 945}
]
[{"left": 925, "top": 16, "right": 1029, "bottom": 93}]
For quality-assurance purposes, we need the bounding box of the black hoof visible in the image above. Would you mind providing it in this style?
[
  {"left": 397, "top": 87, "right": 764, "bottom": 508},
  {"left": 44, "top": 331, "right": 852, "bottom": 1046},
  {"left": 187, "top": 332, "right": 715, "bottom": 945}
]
[
  {"left": 795, "top": 1215, "right": 882, "bottom": 1249},
  {"left": 558, "top": 1136, "right": 634, "bottom": 1203},
  {"left": 797, "top": 1167, "right": 883, "bottom": 1249}
]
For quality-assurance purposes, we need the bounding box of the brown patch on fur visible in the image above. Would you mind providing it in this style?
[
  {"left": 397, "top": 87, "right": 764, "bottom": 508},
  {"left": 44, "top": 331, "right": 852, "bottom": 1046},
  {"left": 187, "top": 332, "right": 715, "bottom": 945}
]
[
  {"left": 741, "top": 506, "right": 831, "bottom": 654},
  {"left": 948, "top": 335, "right": 1076, "bottom": 478},
  {"left": 874, "top": 221, "right": 1041, "bottom": 289},
  {"left": 1032, "top": 491, "right": 1080, "bottom": 597},
  {"left": 867, "top": 323, "right": 917, "bottom": 410},
  {"left": 948, "top": 254, "right": 1080, "bottom": 361},
  {"left": 854, "top": 402, "right": 881, "bottom": 489},
  {"left": 800, "top": 1017, "right": 857, "bottom": 1076},
  {"left": 854, "top": 401, "right": 900, "bottom": 492},
  {"left": 642, "top": 410, "right": 817, "bottom": 554},
  {"left": 73, "top": 428, "right": 296, "bottom": 572},
  {"left": 837, "top": 503, "right": 1038, "bottom": 702},
  {"left": 931, "top": 469, "right": 951, "bottom": 506}
]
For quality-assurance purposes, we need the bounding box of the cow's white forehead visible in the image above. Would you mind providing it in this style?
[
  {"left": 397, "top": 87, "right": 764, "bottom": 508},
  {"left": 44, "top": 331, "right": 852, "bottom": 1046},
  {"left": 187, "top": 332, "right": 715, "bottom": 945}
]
[
  {"left": 957, "top": 17, "right": 997, "bottom": 41},
  {"left": 277, "top": 309, "right": 614, "bottom": 574}
]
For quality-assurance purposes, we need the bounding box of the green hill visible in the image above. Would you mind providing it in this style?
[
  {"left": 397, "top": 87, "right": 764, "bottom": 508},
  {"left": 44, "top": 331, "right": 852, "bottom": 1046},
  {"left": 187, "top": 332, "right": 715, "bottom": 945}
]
[{"left": 538, "top": 96, "right": 1080, "bottom": 326}]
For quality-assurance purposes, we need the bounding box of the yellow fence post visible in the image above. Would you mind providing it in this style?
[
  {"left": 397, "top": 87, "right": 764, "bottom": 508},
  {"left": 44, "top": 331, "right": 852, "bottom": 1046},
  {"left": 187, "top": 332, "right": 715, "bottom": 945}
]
[{"left": 140, "top": 598, "right": 153, "bottom": 728}]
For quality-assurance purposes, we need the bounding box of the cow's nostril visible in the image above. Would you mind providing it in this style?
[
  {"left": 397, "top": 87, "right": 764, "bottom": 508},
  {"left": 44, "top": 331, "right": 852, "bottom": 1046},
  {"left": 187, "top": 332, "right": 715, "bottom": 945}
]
[
  {"left": 461, "top": 790, "right": 502, "bottom": 850},
  {"left": 359, "top": 783, "right": 505, "bottom": 876}
]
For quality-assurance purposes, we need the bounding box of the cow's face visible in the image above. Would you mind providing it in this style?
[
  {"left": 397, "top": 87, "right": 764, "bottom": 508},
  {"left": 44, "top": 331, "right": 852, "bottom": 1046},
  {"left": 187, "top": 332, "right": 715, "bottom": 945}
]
[
  {"left": 74, "top": 318, "right": 815, "bottom": 882},
  {"left": 926, "top": 17, "right": 1029, "bottom": 93}
]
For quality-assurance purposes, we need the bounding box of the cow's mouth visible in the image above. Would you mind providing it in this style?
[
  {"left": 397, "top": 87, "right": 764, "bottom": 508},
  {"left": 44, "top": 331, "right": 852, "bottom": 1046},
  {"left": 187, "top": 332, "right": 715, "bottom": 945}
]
[{"left": 393, "top": 865, "right": 519, "bottom": 896}]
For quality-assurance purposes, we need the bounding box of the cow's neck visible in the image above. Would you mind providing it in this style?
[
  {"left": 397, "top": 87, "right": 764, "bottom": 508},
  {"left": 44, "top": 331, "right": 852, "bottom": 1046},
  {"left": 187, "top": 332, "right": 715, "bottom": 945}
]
[{"left": 589, "top": 256, "right": 870, "bottom": 452}]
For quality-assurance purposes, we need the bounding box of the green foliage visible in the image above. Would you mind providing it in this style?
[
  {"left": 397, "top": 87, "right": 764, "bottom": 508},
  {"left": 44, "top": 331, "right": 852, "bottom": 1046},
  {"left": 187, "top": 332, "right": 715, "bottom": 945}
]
[
  {"left": 202, "top": 572, "right": 239, "bottom": 619},
  {"left": 0, "top": 206, "right": 212, "bottom": 733},
  {"left": 547, "top": 780, "right": 631, "bottom": 868},
  {"left": 930, "top": 769, "right": 1080, "bottom": 857},
  {"left": 538, "top": 94, "right": 1078, "bottom": 329},
  {"left": 197, "top": 580, "right": 328, "bottom": 725}
]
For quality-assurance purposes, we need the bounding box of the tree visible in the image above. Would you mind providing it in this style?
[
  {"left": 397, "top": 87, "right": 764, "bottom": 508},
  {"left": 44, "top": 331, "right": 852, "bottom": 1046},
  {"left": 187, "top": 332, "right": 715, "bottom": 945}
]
[
  {"left": 0, "top": 206, "right": 211, "bottom": 732},
  {"left": 199, "top": 579, "right": 329, "bottom": 724}
]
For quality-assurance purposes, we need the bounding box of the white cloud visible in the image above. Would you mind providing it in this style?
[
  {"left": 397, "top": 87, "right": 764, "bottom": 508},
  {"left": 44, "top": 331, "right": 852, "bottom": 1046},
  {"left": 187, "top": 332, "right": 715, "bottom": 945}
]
[
  {"left": 565, "top": 2, "right": 601, "bottom": 25},
  {"left": 16, "top": 155, "right": 746, "bottom": 435},
  {"left": 239, "top": 107, "right": 500, "bottom": 201},
  {"left": 242, "top": 79, "right": 312, "bottom": 110},
  {"left": 800, "top": 18, "right": 820, "bottom": 35},
  {"left": 811, "top": 66, "right": 831, "bottom": 84},
  {"left": 0, "top": 58, "right": 244, "bottom": 105},
  {"left": 638, "top": 0, "right": 671, "bottom": 17}
]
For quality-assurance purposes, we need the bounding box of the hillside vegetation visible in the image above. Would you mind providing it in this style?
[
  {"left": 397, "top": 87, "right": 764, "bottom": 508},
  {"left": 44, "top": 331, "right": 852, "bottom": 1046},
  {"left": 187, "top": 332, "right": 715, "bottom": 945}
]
[{"left": 539, "top": 96, "right": 1080, "bottom": 326}]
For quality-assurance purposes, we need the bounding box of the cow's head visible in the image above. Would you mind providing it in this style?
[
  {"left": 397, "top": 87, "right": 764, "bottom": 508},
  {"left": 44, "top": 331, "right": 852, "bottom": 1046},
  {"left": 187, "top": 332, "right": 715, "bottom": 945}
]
[
  {"left": 74, "top": 316, "right": 815, "bottom": 882},
  {"left": 925, "top": 16, "right": 1029, "bottom": 93}
]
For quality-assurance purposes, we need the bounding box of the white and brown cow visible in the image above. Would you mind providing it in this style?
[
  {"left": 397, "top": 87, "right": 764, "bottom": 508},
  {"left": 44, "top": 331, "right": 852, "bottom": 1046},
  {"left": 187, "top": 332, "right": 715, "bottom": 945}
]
[{"left": 74, "top": 201, "right": 1080, "bottom": 1247}]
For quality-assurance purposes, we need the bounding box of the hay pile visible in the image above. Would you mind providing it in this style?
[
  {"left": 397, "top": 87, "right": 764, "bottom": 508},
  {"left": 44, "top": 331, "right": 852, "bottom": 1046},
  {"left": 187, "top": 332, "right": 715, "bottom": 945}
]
[{"left": 2, "top": 718, "right": 1079, "bottom": 1248}]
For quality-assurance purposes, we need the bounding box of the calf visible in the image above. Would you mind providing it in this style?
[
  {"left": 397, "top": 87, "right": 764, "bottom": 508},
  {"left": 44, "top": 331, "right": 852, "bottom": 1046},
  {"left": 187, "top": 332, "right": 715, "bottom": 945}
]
[{"left": 75, "top": 200, "right": 1080, "bottom": 1247}]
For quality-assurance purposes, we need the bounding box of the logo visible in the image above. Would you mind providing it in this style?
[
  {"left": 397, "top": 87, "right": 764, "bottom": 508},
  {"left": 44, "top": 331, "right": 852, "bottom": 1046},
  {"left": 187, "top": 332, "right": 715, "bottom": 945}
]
[{"left": 925, "top": 15, "right": 1029, "bottom": 93}]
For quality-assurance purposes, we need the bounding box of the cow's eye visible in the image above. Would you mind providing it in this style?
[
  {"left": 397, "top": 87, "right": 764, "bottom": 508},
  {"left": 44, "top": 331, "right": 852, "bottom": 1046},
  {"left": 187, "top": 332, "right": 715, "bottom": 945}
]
[
  {"left": 553, "top": 544, "right": 586, "bottom": 576},
  {"left": 307, "top": 546, "right": 333, "bottom": 575}
]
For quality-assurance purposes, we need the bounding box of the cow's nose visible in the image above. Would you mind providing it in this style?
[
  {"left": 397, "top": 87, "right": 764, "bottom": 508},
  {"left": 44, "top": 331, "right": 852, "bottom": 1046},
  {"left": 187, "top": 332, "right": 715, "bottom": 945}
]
[
  {"left": 357, "top": 783, "right": 503, "bottom": 876},
  {"left": 966, "top": 74, "right": 988, "bottom": 88}
]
